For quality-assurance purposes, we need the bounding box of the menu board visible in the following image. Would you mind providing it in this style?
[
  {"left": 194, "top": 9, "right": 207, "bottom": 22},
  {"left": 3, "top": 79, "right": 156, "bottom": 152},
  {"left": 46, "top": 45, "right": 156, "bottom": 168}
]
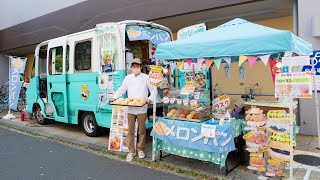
[
  {"left": 275, "top": 72, "right": 312, "bottom": 98},
  {"left": 108, "top": 106, "right": 137, "bottom": 152}
]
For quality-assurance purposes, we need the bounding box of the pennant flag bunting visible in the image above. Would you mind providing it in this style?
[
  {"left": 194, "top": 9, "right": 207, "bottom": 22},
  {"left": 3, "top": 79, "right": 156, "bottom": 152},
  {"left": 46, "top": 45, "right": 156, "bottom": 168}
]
[
  {"left": 259, "top": 54, "right": 271, "bottom": 66},
  {"left": 284, "top": 51, "right": 293, "bottom": 57},
  {"left": 247, "top": 56, "right": 258, "bottom": 67},
  {"left": 162, "top": 61, "right": 170, "bottom": 65},
  {"left": 197, "top": 58, "right": 205, "bottom": 66},
  {"left": 177, "top": 61, "right": 184, "bottom": 70},
  {"left": 238, "top": 55, "right": 247, "bottom": 67},
  {"left": 214, "top": 58, "right": 222, "bottom": 70},
  {"left": 205, "top": 59, "right": 213, "bottom": 69},
  {"left": 223, "top": 56, "right": 231, "bottom": 65},
  {"left": 185, "top": 58, "right": 192, "bottom": 65}
]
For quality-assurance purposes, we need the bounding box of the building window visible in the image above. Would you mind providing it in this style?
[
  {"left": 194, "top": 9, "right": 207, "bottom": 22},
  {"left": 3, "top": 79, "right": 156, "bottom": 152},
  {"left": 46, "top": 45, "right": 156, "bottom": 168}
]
[{"left": 75, "top": 40, "right": 91, "bottom": 71}]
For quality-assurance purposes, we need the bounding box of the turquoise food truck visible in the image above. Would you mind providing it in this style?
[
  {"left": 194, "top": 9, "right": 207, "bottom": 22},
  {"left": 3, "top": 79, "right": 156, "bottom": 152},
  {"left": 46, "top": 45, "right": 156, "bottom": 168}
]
[{"left": 26, "top": 20, "right": 172, "bottom": 137}]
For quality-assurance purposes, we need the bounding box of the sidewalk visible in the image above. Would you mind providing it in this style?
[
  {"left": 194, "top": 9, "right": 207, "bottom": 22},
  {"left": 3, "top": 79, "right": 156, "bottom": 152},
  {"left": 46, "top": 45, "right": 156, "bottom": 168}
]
[{"left": 1, "top": 110, "right": 320, "bottom": 179}]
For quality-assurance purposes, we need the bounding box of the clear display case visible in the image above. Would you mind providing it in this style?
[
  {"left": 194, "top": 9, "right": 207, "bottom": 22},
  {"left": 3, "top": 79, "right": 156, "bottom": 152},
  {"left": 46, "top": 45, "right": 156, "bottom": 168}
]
[{"left": 162, "top": 89, "right": 212, "bottom": 122}]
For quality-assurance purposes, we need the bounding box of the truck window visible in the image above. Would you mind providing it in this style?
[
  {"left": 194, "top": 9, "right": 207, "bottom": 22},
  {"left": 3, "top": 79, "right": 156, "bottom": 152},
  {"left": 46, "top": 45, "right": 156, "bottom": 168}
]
[
  {"left": 75, "top": 40, "right": 92, "bottom": 71},
  {"left": 39, "top": 45, "right": 47, "bottom": 79},
  {"left": 97, "top": 34, "right": 119, "bottom": 72},
  {"left": 66, "top": 45, "right": 69, "bottom": 72},
  {"left": 49, "top": 46, "right": 63, "bottom": 75}
]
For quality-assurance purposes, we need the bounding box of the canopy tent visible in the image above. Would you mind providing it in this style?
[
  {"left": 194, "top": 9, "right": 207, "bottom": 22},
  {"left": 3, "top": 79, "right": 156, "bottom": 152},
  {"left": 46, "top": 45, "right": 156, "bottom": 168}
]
[{"left": 155, "top": 18, "right": 312, "bottom": 60}]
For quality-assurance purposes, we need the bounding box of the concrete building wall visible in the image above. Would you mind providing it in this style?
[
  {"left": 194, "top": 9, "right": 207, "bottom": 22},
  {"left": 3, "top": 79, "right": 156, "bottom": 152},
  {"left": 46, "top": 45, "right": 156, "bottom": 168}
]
[
  {"left": 298, "top": 0, "right": 320, "bottom": 135},
  {"left": 0, "top": 54, "right": 9, "bottom": 86}
]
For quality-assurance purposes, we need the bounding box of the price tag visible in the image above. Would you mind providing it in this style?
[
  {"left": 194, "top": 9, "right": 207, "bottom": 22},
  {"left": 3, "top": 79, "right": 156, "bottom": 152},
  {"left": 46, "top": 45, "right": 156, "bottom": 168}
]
[
  {"left": 201, "top": 124, "right": 216, "bottom": 138},
  {"left": 258, "top": 126, "right": 266, "bottom": 131},
  {"left": 212, "top": 94, "right": 230, "bottom": 109},
  {"left": 250, "top": 153, "right": 263, "bottom": 158},
  {"left": 176, "top": 99, "right": 182, "bottom": 105},
  {"left": 276, "top": 171, "right": 285, "bottom": 177},
  {"left": 183, "top": 98, "right": 189, "bottom": 106},
  {"left": 258, "top": 167, "right": 266, "bottom": 172},
  {"left": 163, "top": 96, "right": 169, "bottom": 104},
  {"left": 170, "top": 98, "right": 176, "bottom": 104},
  {"left": 260, "top": 146, "right": 267, "bottom": 152},
  {"left": 243, "top": 131, "right": 254, "bottom": 140},
  {"left": 268, "top": 159, "right": 282, "bottom": 167}
]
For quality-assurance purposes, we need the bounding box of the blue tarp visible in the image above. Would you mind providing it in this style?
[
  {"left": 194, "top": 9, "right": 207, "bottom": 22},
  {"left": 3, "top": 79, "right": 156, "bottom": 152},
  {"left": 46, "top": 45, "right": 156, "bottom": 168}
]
[{"left": 155, "top": 18, "right": 313, "bottom": 60}]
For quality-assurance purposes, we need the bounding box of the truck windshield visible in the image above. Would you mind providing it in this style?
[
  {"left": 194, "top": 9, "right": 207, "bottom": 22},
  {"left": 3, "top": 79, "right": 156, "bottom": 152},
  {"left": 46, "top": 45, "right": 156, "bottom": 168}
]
[{"left": 97, "top": 33, "right": 119, "bottom": 72}]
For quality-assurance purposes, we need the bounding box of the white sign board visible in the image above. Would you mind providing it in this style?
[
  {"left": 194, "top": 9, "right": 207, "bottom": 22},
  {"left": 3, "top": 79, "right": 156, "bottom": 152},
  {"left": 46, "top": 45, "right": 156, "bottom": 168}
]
[
  {"left": 282, "top": 56, "right": 310, "bottom": 67},
  {"left": 177, "top": 23, "right": 206, "bottom": 40},
  {"left": 201, "top": 124, "right": 216, "bottom": 138}
]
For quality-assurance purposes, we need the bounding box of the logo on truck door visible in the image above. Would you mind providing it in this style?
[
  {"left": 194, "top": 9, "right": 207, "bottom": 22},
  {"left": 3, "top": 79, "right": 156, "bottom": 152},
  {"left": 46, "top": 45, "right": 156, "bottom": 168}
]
[{"left": 80, "top": 85, "right": 89, "bottom": 100}]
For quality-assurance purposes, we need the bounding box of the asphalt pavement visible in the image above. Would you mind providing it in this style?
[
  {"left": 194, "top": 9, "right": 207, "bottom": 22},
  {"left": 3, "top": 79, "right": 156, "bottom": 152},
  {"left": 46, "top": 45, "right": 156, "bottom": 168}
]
[{"left": 0, "top": 127, "right": 188, "bottom": 180}]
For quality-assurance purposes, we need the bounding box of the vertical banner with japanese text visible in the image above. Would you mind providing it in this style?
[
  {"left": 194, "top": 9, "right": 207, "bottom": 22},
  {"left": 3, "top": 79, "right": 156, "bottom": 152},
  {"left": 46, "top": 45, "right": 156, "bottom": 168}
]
[{"left": 9, "top": 56, "right": 27, "bottom": 110}]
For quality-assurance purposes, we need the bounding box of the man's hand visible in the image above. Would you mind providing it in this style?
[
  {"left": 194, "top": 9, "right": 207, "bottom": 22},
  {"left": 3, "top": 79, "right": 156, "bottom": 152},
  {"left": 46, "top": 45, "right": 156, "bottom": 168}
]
[
  {"left": 109, "top": 98, "right": 116, "bottom": 102},
  {"left": 146, "top": 99, "right": 151, "bottom": 104}
]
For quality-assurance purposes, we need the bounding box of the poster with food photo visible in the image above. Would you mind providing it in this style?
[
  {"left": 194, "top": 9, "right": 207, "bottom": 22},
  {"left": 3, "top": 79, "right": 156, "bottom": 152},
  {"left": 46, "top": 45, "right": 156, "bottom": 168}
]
[
  {"left": 109, "top": 106, "right": 137, "bottom": 152},
  {"left": 108, "top": 134, "right": 122, "bottom": 151}
]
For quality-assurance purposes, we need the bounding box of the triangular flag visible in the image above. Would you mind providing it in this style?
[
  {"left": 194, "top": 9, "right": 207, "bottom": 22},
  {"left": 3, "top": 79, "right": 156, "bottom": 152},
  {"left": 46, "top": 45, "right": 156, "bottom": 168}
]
[
  {"left": 223, "top": 56, "right": 231, "bottom": 65},
  {"left": 214, "top": 58, "right": 222, "bottom": 70},
  {"left": 259, "top": 54, "right": 271, "bottom": 65},
  {"left": 247, "top": 56, "right": 258, "bottom": 67},
  {"left": 162, "top": 61, "right": 170, "bottom": 65},
  {"left": 197, "top": 58, "right": 205, "bottom": 66},
  {"left": 169, "top": 61, "right": 176, "bottom": 74},
  {"left": 238, "top": 55, "right": 247, "bottom": 67},
  {"left": 177, "top": 61, "right": 184, "bottom": 70},
  {"left": 205, "top": 59, "right": 213, "bottom": 69},
  {"left": 185, "top": 58, "right": 192, "bottom": 65}
]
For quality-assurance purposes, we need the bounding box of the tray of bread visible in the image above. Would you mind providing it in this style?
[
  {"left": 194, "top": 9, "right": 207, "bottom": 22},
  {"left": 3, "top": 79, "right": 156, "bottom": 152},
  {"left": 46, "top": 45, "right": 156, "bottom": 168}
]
[{"left": 110, "top": 98, "right": 147, "bottom": 107}]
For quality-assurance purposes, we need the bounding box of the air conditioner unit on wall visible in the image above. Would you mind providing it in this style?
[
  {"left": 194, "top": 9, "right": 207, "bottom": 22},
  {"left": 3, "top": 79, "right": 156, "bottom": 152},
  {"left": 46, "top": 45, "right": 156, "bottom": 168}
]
[{"left": 312, "top": 16, "right": 320, "bottom": 37}]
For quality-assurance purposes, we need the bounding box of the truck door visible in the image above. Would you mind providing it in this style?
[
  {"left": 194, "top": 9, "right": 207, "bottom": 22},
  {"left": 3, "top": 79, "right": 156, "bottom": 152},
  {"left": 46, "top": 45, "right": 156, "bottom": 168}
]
[{"left": 46, "top": 38, "right": 69, "bottom": 123}]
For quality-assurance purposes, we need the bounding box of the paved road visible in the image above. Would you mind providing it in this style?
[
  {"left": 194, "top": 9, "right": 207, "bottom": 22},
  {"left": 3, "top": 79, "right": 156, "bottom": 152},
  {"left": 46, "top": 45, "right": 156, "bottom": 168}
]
[{"left": 0, "top": 127, "right": 187, "bottom": 180}]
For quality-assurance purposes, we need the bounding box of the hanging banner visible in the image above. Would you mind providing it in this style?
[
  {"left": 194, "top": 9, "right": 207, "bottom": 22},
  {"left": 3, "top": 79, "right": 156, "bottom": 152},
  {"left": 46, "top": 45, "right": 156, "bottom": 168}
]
[
  {"left": 269, "top": 59, "right": 281, "bottom": 84},
  {"left": 259, "top": 54, "right": 271, "bottom": 66},
  {"left": 9, "top": 57, "right": 27, "bottom": 110},
  {"left": 239, "top": 65, "right": 246, "bottom": 80},
  {"left": 275, "top": 72, "right": 313, "bottom": 98},
  {"left": 239, "top": 55, "right": 247, "bottom": 67},
  {"left": 224, "top": 64, "right": 231, "bottom": 79},
  {"left": 177, "top": 23, "right": 207, "bottom": 40},
  {"left": 185, "top": 58, "right": 192, "bottom": 65},
  {"left": 205, "top": 59, "right": 213, "bottom": 69},
  {"left": 223, "top": 57, "right": 231, "bottom": 65},
  {"left": 177, "top": 61, "right": 184, "bottom": 70},
  {"left": 214, "top": 58, "right": 222, "bottom": 70},
  {"left": 151, "top": 118, "right": 235, "bottom": 153},
  {"left": 247, "top": 56, "right": 258, "bottom": 67},
  {"left": 197, "top": 58, "right": 205, "bottom": 67},
  {"left": 126, "top": 26, "right": 170, "bottom": 45},
  {"left": 169, "top": 61, "right": 177, "bottom": 74}
]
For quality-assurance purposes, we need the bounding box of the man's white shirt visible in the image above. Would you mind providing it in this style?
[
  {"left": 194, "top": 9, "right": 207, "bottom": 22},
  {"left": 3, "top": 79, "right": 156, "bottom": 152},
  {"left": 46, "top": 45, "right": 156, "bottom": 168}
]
[{"left": 113, "top": 73, "right": 156, "bottom": 115}]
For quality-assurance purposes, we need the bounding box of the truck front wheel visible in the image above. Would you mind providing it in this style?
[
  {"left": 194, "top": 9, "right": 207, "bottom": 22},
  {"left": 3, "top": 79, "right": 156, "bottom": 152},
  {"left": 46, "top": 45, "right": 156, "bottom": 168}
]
[{"left": 82, "top": 112, "right": 101, "bottom": 137}]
